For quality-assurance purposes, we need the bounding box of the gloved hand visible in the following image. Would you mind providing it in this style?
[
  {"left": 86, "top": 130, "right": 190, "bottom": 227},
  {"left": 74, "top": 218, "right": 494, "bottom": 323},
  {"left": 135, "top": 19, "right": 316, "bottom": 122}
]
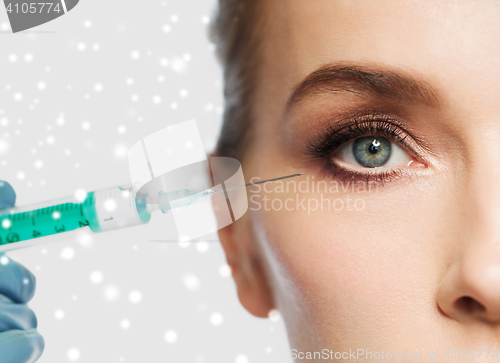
[{"left": 0, "top": 181, "right": 44, "bottom": 363}]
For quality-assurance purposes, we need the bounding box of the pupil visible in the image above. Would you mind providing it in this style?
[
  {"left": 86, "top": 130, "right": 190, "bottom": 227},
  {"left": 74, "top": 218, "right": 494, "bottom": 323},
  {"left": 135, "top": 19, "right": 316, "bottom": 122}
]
[{"left": 368, "top": 139, "right": 380, "bottom": 154}]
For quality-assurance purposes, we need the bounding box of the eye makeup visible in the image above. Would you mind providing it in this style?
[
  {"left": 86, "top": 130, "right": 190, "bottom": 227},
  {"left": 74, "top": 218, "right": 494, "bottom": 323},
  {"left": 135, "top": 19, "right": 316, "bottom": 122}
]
[{"left": 303, "top": 108, "right": 433, "bottom": 186}]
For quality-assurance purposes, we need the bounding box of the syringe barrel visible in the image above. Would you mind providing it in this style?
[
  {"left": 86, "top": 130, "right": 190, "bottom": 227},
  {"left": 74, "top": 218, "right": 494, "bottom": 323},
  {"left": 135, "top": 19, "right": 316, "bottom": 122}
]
[{"left": 0, "top": 184, "right": 152, "bottom": 250}]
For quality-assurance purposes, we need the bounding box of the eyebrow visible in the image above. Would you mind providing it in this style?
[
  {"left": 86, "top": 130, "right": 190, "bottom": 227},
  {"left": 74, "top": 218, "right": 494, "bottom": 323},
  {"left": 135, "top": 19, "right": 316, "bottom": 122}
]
[{"left": 286, "top": 63, "right": 442, "bottom": 111}]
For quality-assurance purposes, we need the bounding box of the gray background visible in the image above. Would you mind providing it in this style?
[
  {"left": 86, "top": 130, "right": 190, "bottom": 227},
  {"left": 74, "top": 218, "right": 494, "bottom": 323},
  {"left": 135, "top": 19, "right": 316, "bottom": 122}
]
[{"left": 0, "top": 1, "right": 291, "bottom": 362}]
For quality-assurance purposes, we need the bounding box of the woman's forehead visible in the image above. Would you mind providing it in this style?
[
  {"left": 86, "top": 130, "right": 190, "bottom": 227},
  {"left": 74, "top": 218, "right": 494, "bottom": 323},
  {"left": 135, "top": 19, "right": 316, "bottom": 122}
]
[{"left": 257, "top": 0, "right": 500, "bottom": 116}]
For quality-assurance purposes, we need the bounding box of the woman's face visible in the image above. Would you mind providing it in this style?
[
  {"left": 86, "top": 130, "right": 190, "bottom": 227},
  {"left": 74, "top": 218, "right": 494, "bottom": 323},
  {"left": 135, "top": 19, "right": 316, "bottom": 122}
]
[{"left": 220, "top": 0, "right": 500, "bottom": 358}]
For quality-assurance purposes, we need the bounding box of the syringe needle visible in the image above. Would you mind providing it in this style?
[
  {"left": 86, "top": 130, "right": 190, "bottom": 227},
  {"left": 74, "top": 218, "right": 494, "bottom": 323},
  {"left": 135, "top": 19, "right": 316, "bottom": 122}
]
[{"left": 210, "top": 173, "right": 303, "bottom": 194}]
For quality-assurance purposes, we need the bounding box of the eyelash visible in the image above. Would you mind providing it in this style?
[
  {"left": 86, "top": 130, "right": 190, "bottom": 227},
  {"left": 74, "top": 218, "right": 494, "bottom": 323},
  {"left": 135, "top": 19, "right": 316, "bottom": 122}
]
[{"left": 304, "top": 111, "right": 426, "bottom": 185}]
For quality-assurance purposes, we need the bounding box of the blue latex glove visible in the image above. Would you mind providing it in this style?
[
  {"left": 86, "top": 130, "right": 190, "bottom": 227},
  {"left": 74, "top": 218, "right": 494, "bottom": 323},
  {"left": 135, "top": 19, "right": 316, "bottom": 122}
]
[{"left": 0, "top": 181, "right": 44, "bottom": 363}]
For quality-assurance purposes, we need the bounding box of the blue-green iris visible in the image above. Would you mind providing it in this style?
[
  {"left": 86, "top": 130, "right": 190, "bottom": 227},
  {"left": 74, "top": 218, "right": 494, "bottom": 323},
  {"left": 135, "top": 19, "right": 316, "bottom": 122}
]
[{"left": 352, "top": 136, "right": 391, "bottom": 167}]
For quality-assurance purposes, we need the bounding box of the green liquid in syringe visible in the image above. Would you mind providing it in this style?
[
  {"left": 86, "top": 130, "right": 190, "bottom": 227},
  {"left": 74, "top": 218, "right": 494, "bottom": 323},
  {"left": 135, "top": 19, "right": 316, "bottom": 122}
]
[{"left": 0, "top": 193, "right": 97, "bottom": 247}]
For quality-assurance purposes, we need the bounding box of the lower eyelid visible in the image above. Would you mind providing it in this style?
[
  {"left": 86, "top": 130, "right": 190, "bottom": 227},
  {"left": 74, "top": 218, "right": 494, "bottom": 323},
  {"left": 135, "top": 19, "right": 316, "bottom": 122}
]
[
  {"left": 320, "top": 162, "right": 406, "bottom": 186},
  {"left": 332, "top": 155, "right": 425, "bottom": 171}
]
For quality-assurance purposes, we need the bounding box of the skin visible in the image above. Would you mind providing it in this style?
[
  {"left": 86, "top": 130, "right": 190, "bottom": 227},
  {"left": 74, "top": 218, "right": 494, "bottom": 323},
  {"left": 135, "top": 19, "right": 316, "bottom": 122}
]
[{"left": 216, "top": 0, "right": 500, "bottom": 361}]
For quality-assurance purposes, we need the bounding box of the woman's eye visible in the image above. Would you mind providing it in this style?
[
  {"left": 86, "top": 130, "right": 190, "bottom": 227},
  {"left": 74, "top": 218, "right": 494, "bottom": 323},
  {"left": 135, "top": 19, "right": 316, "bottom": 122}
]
[{"left": 334, "top": 135, "right": 414, "bottom": 169}]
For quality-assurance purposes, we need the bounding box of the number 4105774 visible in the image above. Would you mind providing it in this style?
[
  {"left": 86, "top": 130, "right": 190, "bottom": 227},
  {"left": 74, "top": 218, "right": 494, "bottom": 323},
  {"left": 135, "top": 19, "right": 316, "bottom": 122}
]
[{"left": 5, "top": 2, "right": 62, "bottom": 14}]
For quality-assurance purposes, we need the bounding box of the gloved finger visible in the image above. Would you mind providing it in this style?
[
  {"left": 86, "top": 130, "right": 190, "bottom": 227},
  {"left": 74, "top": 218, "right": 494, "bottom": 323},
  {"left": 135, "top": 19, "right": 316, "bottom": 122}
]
[
  {"left": 0, "top": 295, "right": 37, "bottom": 332},
  {"left": 0, "top": 255, "right": 36, "bottom": 304},
  {"left": 0, "top": 180, "right": 16, "bottom": 209},
  {"left": 0, "top": 329, "right": 44, "bottom": 363}
]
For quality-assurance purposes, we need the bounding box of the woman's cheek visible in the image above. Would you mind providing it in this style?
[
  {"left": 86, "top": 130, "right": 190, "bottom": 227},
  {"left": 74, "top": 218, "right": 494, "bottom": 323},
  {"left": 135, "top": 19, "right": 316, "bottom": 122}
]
[{"left": 249, "top": 182, "right": 448, "bottom": 342}]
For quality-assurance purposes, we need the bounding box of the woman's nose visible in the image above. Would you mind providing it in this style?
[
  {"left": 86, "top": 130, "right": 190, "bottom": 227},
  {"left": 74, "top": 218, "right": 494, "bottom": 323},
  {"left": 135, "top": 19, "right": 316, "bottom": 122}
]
[
  {"left": 436, "top": 158, "right": 500, "bottom": 324},
  {"left": 436, "top": 241, "right": 500, "bottom": 323}
]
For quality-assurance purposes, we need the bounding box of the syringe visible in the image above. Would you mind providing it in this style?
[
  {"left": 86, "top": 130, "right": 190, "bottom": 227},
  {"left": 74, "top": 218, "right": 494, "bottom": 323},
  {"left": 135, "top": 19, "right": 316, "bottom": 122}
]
[{"left": 0, "top": 173, "right": 302, "bottom": 251}]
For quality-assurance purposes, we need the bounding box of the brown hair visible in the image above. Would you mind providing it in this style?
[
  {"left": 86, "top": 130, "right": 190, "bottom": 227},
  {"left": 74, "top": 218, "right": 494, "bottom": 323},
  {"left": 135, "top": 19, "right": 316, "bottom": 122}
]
[
  {"left": 209, "top": 1, "right": 271, "bottom": 290},
  {"left": 209, "top": 0, "right": 265, "bottom": 161}
]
